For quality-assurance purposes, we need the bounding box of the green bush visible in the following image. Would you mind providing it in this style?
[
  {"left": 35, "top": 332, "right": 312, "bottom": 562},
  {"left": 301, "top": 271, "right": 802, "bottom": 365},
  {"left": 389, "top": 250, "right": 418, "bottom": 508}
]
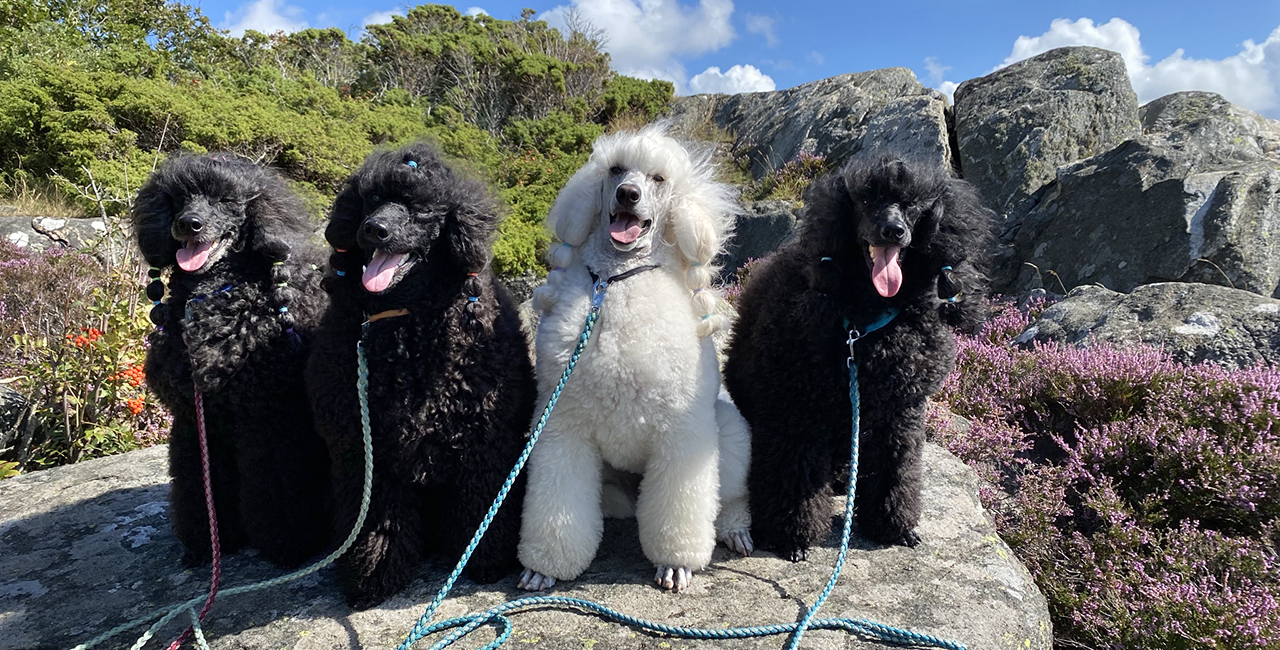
[{"left": 0, "top": 1, "right": 676, "bottom": 278}]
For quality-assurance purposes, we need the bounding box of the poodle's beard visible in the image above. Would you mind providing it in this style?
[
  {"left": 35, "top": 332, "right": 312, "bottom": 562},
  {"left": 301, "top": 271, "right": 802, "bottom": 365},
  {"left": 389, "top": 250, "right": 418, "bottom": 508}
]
[
  {"left": 174, "top": 230, "right": 235, "bottom": 274},
  {"left": 361, "top": 250, "right": 418, "bottom": 294}
]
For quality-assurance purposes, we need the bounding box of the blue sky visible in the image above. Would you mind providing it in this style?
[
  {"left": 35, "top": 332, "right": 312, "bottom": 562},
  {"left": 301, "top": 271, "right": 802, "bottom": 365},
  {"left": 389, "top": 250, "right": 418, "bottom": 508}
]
[{"left": 205, "top": 0, "right": 1280, "bottom": 117}]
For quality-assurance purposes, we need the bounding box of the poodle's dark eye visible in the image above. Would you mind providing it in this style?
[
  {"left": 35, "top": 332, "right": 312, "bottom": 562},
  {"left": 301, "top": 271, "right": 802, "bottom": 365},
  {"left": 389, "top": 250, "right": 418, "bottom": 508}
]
[
  {"left": 653, "top": 174, "right": 666, "bottom": 183},
  {"left": 369, "top": 194, "right": 380, "bottom": 203},
  {"left": 219, "top": 197, "right": 237, "bottom": 204},
  {"left": 609, "top": 166, "right": 624, "bottom": 176}
]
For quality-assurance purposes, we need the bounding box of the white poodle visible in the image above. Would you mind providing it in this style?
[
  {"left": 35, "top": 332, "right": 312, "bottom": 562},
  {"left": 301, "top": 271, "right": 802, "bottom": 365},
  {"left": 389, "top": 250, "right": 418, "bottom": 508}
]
[{"left": 517, "top": 125, "right": 753, "bottom": 593}]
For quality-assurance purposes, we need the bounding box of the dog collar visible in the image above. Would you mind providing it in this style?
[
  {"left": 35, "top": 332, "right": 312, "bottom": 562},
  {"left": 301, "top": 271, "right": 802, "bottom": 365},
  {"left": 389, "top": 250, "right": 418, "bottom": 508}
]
[
  {"left": 366, "top": 308, "right": 410, "bottom": 323},
  {"left": 587, "top": 264, "right": 660, "bottom": 286}
]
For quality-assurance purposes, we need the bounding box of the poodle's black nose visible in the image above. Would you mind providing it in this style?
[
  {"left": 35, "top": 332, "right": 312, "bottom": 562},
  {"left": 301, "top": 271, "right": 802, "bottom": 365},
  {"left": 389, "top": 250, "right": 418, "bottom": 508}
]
[
  {"left": 881, "top": 223, "right": 906, "bottom": 242},
  {"left": 361, "top": 219, "right": 391, "bottom": 243},
  {"left": 175, "top": 214, "right": 204, "bottom": 235},
  {"left": 616, "top": 184, "right": 641, "bottom": 205}
]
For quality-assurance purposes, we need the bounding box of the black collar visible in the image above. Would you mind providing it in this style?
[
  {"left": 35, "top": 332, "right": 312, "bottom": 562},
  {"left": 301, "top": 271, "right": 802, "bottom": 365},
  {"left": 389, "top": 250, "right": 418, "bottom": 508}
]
[{"left": 587, "top": 264, "right": 660, "bottom": 286}]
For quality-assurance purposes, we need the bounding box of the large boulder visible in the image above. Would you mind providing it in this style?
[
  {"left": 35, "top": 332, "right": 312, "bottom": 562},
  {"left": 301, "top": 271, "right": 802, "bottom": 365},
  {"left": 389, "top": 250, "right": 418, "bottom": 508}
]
[
  {"left": 0, "top": 216, "right": 112, "bottom": 252},
  {"left": 717, "top": 199, "right": 799, "bottom": 278},
  {"left": 953, "top": 47, "right": 1141, "bottom": 220},
  {"left": 667, "top": 68, "right": 953, "bottom": 176},
  {"left": 1016, "top": 282, "right": 1280, "bottom": 368},
  {"left": 999, "top": 92, "right": 1280, "bottom": 296},
  {"left": 0, "top": 443, "right": 1052, "bottom": 650}
]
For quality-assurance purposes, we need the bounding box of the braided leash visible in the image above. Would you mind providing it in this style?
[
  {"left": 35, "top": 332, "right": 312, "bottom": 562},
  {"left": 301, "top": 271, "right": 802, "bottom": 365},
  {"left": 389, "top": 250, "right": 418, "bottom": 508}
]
[
  {"left": 69, "top": 333, "right": 377, "bottom": 650},
  {"left": 397, "top": 290, "right": 965, "bottom": 650},
  {"left": 165, "top": 387, "right": 222, "bottom": 650}
]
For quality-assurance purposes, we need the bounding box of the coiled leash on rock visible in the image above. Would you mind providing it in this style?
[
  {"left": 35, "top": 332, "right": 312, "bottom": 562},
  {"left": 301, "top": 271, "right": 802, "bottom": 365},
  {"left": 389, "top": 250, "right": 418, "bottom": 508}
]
[
  {"left": 70, "top": 325, "right": 377, "bottom": 650},
  {"left": 396, "top": 281, "right": 965, "bottom": 650}
]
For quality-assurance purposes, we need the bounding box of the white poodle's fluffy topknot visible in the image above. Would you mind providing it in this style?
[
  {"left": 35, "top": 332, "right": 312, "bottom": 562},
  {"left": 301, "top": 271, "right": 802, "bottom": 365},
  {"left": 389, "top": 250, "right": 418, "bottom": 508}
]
[{"left": 534, "top": 123, "right": 738, "bottom": 338}]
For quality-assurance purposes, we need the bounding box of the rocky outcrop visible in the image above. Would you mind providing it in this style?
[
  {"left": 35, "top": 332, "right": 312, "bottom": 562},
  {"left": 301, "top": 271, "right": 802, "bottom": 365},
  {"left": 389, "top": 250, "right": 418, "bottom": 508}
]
[
  {"left": 0, "top": 215, "right": 111, "bottom": 252},
  {"left": 998, "top": 91, "right": 1280, "bottom": 297},
  {"left": 667, "top": 68, "right": 953, "bottom": 177},
  {"left": 719, "top": 199, "right": 799, "bottom": 278},
  {"left": 1016, "top": 282, "right": 1280, "bottom": 368},
  {"left": 0, "top": 441, "right": 1051, "bottom": 650},
  {"left": 953, "top": 47, "right": 1141, "bottom": 220}
]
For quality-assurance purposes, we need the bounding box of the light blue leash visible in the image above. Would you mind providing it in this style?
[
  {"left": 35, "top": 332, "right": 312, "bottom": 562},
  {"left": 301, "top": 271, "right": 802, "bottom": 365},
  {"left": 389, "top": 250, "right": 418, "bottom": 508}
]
[
  {"left": 70, "top": 326, "right": 377, "bottom": 650},
  {"left": 397, "top": 290, "right": 965, "bottom": 650}
]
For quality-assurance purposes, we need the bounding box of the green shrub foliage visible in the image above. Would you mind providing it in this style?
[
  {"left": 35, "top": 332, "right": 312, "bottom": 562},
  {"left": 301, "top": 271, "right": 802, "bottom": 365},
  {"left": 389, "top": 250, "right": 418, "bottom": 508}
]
[{"left": 0, "top": 0, "right": 674, "bottom": 277}]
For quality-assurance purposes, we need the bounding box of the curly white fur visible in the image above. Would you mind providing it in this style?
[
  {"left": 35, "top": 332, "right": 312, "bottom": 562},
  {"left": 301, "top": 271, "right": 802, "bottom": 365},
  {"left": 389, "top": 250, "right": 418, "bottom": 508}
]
[
  {"left": 519, "top": 125, "right": 751, "bottom": 593},
  {"left": 532, "top": 123, "right": 738, "bottom": 338}
]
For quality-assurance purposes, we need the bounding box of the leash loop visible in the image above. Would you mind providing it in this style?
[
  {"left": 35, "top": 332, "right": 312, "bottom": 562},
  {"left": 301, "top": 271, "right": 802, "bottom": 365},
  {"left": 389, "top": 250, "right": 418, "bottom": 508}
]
[
  {"left": 70, "top": 332, "right": 377, "bottom": 650},
  {"left": 397, "top": 299, "right": 965, "bottom": 650}
]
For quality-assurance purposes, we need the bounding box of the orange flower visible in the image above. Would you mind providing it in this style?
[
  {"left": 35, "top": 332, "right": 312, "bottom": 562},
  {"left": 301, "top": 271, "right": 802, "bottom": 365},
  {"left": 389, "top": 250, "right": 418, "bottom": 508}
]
[{"left": 126, "top": 397, "right": 145, "bottom": 415}]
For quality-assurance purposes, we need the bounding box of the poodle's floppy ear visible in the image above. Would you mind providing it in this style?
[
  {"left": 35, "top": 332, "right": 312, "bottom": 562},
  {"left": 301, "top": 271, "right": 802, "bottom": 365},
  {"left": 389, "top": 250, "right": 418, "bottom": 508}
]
[
  {"left": 325, "top": 176, "right": 363, "bottom": 253},
  {"left": 131, "top": 179, "right": 179, "bottom": 267},
  {"left": 666, "top": 147, "right": 738, "bottom": 338},
  {"left": 446, "top": 198, "right": 500, "bottom": 271},
  {"left": 799, "top": 172, "right": 854, "bottom": 256},
  {"left": 546, "top": 158, "right": 604, "bottom": 264},
  {"left": 247, "top": 183, "right": 306, "bottom": 263}
]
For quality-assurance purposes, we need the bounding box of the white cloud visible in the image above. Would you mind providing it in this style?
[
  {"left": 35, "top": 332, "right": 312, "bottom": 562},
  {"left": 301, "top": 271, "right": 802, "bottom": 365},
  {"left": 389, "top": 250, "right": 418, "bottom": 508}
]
[
  {"left": 745, "top": 13, "right": 778, "bottom": 48},
  {"left": 222, "top": 0, "right": 308, "bottom": 37},
  {"left": 987, "top": 18, "right": 1280, "bottom": 117},
  {"left": 542, "top": 0, "right": 736, "bottom": 93},
  {"left": 688, "top": 64, "right": 775, "bottom": 94},
  {"left": 807, "top": 50, "right": 824, "bottom": 66},
  {"left": 922, "top": 56, "right": 950, "bottom": 85},
  {"left": 465, "top": 6, "right": 489, "bottom": 17},
  {"left": 361, "top": 8, "right": 402, "bottom": 27},
  {"left": 937, "top": 80, "right": 958, "bottom": 104}
]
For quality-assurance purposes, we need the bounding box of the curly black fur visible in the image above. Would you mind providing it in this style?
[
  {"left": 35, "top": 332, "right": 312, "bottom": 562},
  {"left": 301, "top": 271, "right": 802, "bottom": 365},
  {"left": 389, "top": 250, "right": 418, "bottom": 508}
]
[
  {"left": 723, "top": 156, "right": 993, "bottom": 560},
  {"left": 305, "top": 143, "right": 536, "bottom": 608},
  {"left": 133, "top": 154, "right": 330, "bottom": 569}
]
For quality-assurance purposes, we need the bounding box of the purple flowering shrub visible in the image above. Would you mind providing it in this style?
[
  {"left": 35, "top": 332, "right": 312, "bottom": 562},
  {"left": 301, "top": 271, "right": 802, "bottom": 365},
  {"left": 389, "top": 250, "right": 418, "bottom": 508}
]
[
  {"left": 932, "top": 298, "right": 1280, "bottom": 649},
  {"left": 721, "top": 256, "right": 765, "bottom": 307},
  {"left": 0, "top": 240, "right": 170, "bottom": 476}
]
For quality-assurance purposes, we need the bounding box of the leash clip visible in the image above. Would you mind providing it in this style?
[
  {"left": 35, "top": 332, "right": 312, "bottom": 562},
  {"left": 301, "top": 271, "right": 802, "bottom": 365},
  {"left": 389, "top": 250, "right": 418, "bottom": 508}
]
[
  {"left": 590, "top": 278, "right": 608, "bottom": 313},
  {"left": 846, "top": 328, "right": 862, "bottom": 367}
]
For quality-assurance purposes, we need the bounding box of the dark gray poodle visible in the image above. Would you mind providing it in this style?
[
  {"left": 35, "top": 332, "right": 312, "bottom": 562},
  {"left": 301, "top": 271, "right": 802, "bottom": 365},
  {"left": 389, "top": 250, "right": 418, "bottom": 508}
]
[
  {"left": 305, "top": 143, "right": 536, "bottom": 608},
  {"left": 133, "top": 154, "right": 330, "bottom": 568},
  {"left": 723, "top": 156, "right": 993, "bottom": 560}
]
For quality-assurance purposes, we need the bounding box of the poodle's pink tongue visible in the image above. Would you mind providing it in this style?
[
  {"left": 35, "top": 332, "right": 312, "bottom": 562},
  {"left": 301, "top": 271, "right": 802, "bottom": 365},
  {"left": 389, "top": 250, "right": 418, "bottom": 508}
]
[
  {"left": 175, "top": 240, "right": 214, "bottom": 272},
  {"left": 362, "top": 250, "right": 407, "bottom": 293},
  {"left": 870, "top": 245, "right": 902, "bottom": 297},
  {"left": 610, "top": 214, "right": 643, "bottom": 244}
]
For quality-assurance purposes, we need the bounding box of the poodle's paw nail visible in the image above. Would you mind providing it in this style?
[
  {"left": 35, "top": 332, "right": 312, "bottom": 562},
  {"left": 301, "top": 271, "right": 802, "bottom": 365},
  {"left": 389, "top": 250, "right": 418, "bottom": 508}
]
[
  {"left": 654, "top": 565, "right": 692, "bottom": 592},
  {"left": 517, "top": 568, "right": 556, "bottom": 591},
  {"left": 720, "top": 530, "right": 754, "bottom": 556},
  {"left": 786, "top": 547, "right": 809, "bottom": 563},
  {"left": 899, "top": 530, "right": 922, "bottom": 548}
]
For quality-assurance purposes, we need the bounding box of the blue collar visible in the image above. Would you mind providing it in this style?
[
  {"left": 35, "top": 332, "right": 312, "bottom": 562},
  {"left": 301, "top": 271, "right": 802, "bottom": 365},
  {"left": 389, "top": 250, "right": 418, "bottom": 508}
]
[{"left": 844, "top": 308, "right": 900, "bottom": 342}]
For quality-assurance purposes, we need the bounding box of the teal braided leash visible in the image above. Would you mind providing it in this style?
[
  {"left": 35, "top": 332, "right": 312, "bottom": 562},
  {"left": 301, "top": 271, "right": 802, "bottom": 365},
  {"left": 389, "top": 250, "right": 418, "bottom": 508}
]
[
  {"left": 398, "top": 295, "right": 965, "bottom": 650},
  {"left": 69, "top": 328, "right": 377, "bottom": 650}
]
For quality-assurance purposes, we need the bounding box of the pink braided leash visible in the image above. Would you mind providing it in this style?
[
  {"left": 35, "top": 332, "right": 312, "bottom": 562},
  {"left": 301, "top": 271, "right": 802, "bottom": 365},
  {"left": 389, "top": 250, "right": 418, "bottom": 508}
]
[{"left": 166, "top": 387, "right": 221, "bottom": 650}]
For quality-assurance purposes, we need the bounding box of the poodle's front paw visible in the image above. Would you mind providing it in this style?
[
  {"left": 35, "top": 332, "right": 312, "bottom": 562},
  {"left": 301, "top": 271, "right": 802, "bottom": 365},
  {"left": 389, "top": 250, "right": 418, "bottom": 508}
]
[
  {"left": 180, "top": 546, "right": 210, "bottom": 568},
  {"left": 897, "top": 530, "right": 922, "bottom": 548},
  {"left": 517, "top": 568, "right": 557, "bottom": 591},
  {"left": 654, "top": 565, "right": 693, "bottom": 592},
  {"left": 785, "top": 547, "right": 809, "bottom": 563},
  {"left": 718, "top": 528, "right": 754, "bottom": 557}
]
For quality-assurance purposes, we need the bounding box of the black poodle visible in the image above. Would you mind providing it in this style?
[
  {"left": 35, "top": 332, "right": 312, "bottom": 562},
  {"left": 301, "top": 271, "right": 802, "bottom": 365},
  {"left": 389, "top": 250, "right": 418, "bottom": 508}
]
[
  {"left": 723, "top": 156, "right": 993, "bottom": 560},
  {"left": 133, "top": 154, "right": 331, "bottom": 568},
  {"left": 305, "top": 143, "right": 536, "bottom": 608}
]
